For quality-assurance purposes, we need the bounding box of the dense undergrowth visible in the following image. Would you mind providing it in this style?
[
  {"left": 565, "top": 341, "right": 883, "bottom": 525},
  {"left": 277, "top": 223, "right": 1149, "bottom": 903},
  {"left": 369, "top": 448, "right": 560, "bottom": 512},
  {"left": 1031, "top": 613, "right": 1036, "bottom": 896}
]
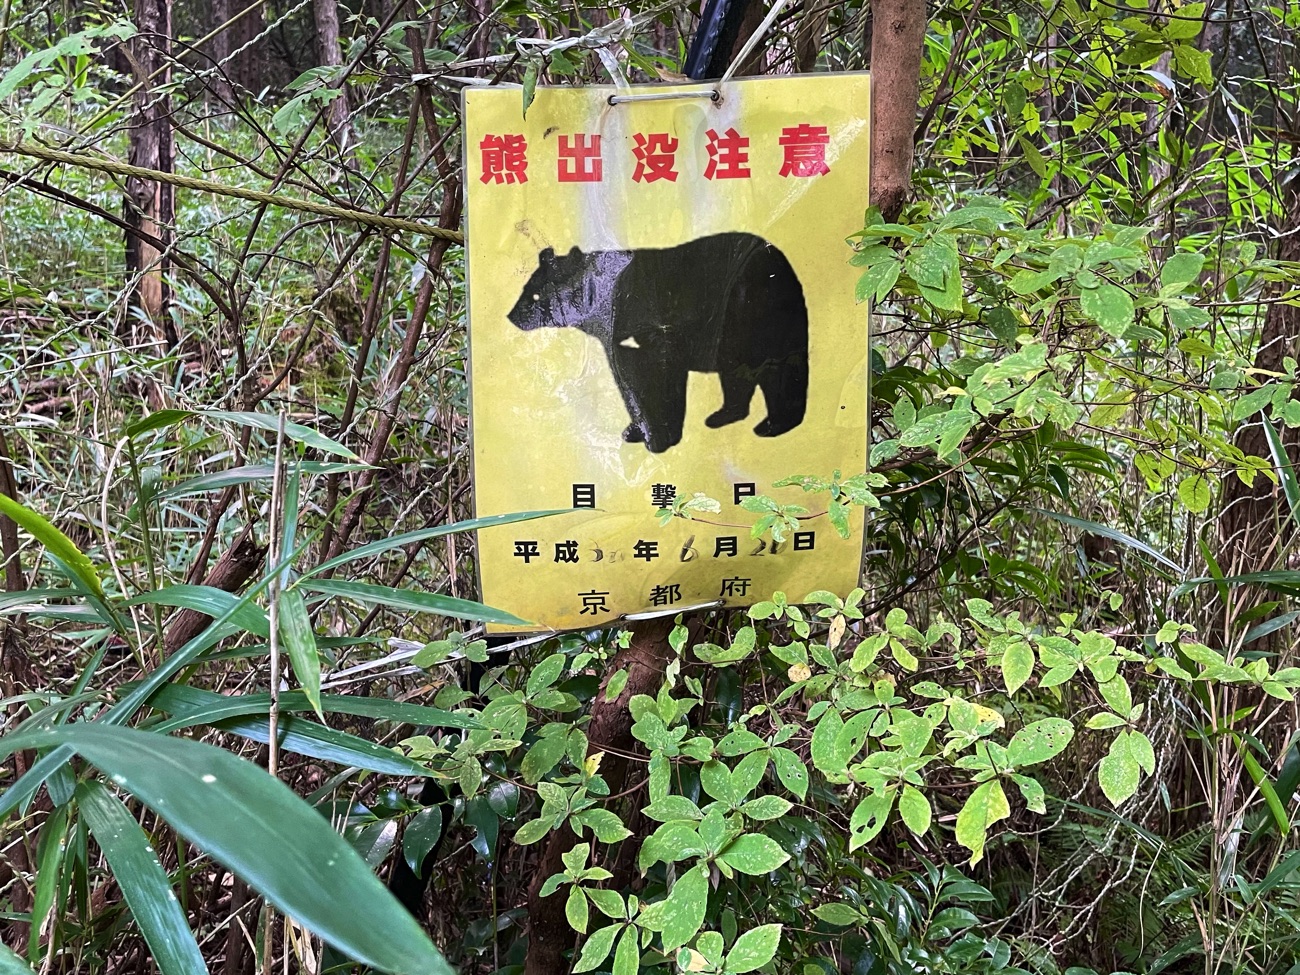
[{"left": 2, "top": 1, "right": 1300, "bottom": 974}]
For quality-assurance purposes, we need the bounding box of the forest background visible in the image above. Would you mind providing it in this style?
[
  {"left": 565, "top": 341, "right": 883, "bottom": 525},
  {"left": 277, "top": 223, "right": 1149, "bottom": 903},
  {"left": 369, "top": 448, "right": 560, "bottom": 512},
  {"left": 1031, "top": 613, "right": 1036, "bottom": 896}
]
[{"left": 1, "top": 1, "right": 1299, "bottom": 975}]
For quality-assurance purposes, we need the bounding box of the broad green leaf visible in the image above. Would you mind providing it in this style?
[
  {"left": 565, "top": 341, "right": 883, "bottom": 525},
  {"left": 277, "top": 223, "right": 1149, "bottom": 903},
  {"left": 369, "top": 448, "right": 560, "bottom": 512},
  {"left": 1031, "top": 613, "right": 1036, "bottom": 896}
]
[
  {"left": 740, "top": 795, "right": 792, "bottom": 821},
  {"left": 643, "top": 795, "right": 703, "bottom": 822},
  {"left": 1080, "top": 283, "right": 1135, "bottom": 337},
  {"left": 955, "top": 779, "right": 1010, "bottom": 865},
  {"left": 856, "top": 258, "right": 901, "bottom": 303},
  {"left": 574, "top": 924, "right": 621, "bottom": 973},
  {"left": 1130, "top": 730, "right": 1156, "bottom": 775},
  {"left": 812, "top": 903, "right": 860, "bottom": 926},
  {"left": 1098, "top": 731, "right": 1141, "bottom": 806},
  {"left": 1007, "top": 718, "right": 1075, "bottom": 767},
  {"left": 1086, "top": 713, "right": 1127, "bottom": 730},
  {"left": 810, "top": 709, "right": 845, "bottom": 778},
  {"left": 718, "top": 833, "right": 790, "bottom": 875},
  {"left": 0, "top": 493, "right": 104, "bottom": 601},
  {"left": 1097, "top": 676, "right": 1132, "bottom": 717},
  {"left": 612, "top": 925, "right": 640, "bottom": 975},
  {"left": 278, "top": 589, "right": 321, "bottom": 716},
  {"left": 567, "top": 887, "right": 589, "bottom": 934},
  {"left": 0, "top": 943, "right": 35, "bottom": 975},
  {"left": 77, "top": 782, "right": 209, "bottom": 975},
  {"left": 898, "top": 785, "right": 931, "bottom": 835},
  {"left": 299, "top": 578, "right": 528, "bottom": 626},
  {"left": 1161, "top": 252, "right": 1205, "bottom": 290},
  {"left": 403, "top": 806, "right": 444, "bottom": 877},
  {"left": 729, "top": 750, "right": 768, "bottom": 804},
  {"left": 1001, "top": 639, "right": 1035, "bottom": 696},
  {"left": 571, "top": 808, "right": 632, "bottom": 843},
  {"left": 514, "top": 815, "right": 556, "bottom": 846},
  {"left": 771, "top": 747, "right": 809, "bottom": 800},
  {"left": 520, "top": 734, "right": 567, "bottom": 784},
  {"left": 660, "top": 864, "right": 709, "bottom": 952},
  {"left": 1013, "top": 773, "right": 1046, "bottom": 814},
  {"left": 725, "top": 924, "right": 782, "bottom": 974},
  {"left": 527, "top": 653, "right": 567, "bottom": 697},
  {"left": 848, "top": 791, "right": 894, "bottom": 851},
  {"left": 5, "top": 726, "right": 452, "bottom": 975},
  {"left": 1177, "top": 474, "right": 1212, "bottom": 514}
]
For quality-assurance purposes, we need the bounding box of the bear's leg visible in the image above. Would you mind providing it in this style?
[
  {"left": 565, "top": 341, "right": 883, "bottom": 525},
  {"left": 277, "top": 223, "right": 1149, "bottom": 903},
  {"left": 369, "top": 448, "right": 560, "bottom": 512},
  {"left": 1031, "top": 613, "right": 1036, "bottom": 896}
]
[
  {"left": 705, "top": 369, "right": 757, "bottom": 429},
  {"left": 754, "top": 355, "right": 809, "bottom": 438},
  {"left": 645, "top": 372, "right": 688, "bottom": 453},
  {"left": 622, "top": 423, "right": 645, "bottom": 443}
]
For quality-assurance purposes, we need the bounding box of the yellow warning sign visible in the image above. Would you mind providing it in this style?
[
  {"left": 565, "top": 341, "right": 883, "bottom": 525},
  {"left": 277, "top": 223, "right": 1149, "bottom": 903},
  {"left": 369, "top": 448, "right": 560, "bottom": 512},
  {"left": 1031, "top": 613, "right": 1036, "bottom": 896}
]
[{"left": 465, "top": 74, "right": 871, "bottom": 633}]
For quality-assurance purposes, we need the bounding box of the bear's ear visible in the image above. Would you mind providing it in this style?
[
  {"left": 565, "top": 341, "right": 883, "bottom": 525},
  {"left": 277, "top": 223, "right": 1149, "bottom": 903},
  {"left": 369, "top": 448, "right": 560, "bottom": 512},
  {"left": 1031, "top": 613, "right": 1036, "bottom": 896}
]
[
  {"left": 539, "top": 247, "right": 555, "bottom": 264},
  {"left": 566, "top": 246, "right": 582, "bottom": 257}
]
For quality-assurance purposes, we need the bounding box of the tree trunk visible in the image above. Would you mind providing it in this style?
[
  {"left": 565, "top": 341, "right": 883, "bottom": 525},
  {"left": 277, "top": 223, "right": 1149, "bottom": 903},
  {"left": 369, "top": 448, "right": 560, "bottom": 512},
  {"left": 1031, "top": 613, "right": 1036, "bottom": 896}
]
[
  {"left": 868, "top": 0, "right": 926, "bottom": 222},
  {"left": 1218, "top": 194, "right": 1300, "bottom": 571},
  {"left": 524, "top": 619, "right": 676, "bottom": 975},
  {"left": 313, "top": 0, "right": 352, "bottom": 150},
  {"left": 124, "top": 0, "right": 176, "bottom": 347}
]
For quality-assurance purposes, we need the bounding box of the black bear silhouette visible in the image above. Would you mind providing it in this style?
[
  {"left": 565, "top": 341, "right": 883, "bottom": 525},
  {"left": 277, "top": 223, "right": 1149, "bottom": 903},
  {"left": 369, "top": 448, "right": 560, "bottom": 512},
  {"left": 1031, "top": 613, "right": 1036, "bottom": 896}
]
[{"left": 507, "top": 233, "right": 809, "bottom": 454}]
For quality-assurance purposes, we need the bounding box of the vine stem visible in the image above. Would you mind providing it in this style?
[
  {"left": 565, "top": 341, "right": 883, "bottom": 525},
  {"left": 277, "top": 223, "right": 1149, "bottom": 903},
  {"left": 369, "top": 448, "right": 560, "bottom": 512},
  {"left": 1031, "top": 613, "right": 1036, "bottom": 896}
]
[{"left": 263, "top": 411, "right": 287, "bottom": 975}]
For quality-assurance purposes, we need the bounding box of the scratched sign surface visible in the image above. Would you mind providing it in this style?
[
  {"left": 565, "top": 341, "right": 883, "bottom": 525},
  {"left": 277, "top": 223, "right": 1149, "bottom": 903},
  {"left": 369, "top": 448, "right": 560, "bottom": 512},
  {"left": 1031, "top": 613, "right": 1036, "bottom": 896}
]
[{"left": 464, "top": 74, "right": 871, "bottom": 633}]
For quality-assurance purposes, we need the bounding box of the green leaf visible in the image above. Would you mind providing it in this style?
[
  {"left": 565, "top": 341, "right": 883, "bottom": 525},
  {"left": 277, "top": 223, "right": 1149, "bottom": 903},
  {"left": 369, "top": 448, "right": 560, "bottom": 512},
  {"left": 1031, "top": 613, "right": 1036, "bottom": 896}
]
[
  {"left": 278, "top": 589, "right": 321, "bottom": 717},
  {"left": 897, "top": 785, "right": 931, "bottom": 836},
  {"left": 0, "top": 943, "right": 35, "bottom": 975},
  {"left": 811, "top": 904, "right": 860, "bottom": 926},
  {"left": 77, "top": 782, "right": 209, "bottom": 975},
  {"left": 308, "top": 510, "right": 570, "bottom": 578},
  {"left": 1098, "top": 731, "right": 1142, "bottom": 806},
  {"left": 1007, "top": 718, "right": 1075, "bottom": 767},
  {"left": 848, "top": 791, "right": 894, "bottom": 851},
  {"left": 127, "top": 586, "right": 269, "bottom": 637},
  {"left": 718, "top": 833, "right": 790, "bottom": 875},
  {"left": 403, "top": 806, "right": 444, "bottom": 877},
  {"left": 1086, "top": 713, "right": 1127, "bottom": 730},
  {"left": 0, "top": 493, "right": 105, "bottom": 601},
  {"left": 571, "top": 808, "right": 632, "bottom": 844},
  {"left": 660, "top": 864, "right": 709, "bottom": 952},
  {"left": 1263, "top": 418, "right": 1300, "bottom": 532},
  {"left": 574, "top": 924, "right": 621, "bottom": 973},
  {"left": 514, "top": 815, "right": 556, "bottom": 846},
  {"left": 771, "top": 747, "right": 809, "bottom": 800},
  {"left": 156, "top": 462, "right": 369, "bottom": 500},
  {"left": 7, "top": 725, "right": 452, "bottom": 975},
  {"left": 520, "top": 734, "right": 568, "bottom": 784},
  {"left": 28, "top": 805, "right": 69, "bottom": 961},
  {"left": 147, "top": 685, "right": 477, "bottom": 733},
  {"left": 1080, "top": 283, "right": 1135, "bottom": 337},
  {"left": 1232, "top": 384, "right": 1277, "bottom": 422},
  {"left": 955, "top": 779, "right": 1010, "bottom": 865},
  {"left": 1097, "top": 676, "right": 1133, "bottom": 717},
  {"left": 855, "top": 258, "right": 901, "bottom": 303},
  {"left": 1177, "top": 474, "right": 1212, "bottom": 514},
  {"left": 612, "top": 925, "right": 640, "bottom": 975},
  {"left": 1030, "top": 508, "right": 1182, "bottom": 573},
  {"left": 299, "top": 578, "right": 528, "bottom": 626},
  {"left": 740, "top": 795, "right": 792, "bottom": 821},
  {"left": 725, "top": 924, "right": 782, "bottom": 974},
  {"left": 1161, "top": 253, "right": 1205, "bottom": 290},
  {"left": 1001, "top": 639, "right": 1035, "bottom": 696},
  {"left": 567, "top": 886, "right": 589, "bottom": 934},
  {"left": 528, "top": 652, "right": 567, "bottom": 698}
]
